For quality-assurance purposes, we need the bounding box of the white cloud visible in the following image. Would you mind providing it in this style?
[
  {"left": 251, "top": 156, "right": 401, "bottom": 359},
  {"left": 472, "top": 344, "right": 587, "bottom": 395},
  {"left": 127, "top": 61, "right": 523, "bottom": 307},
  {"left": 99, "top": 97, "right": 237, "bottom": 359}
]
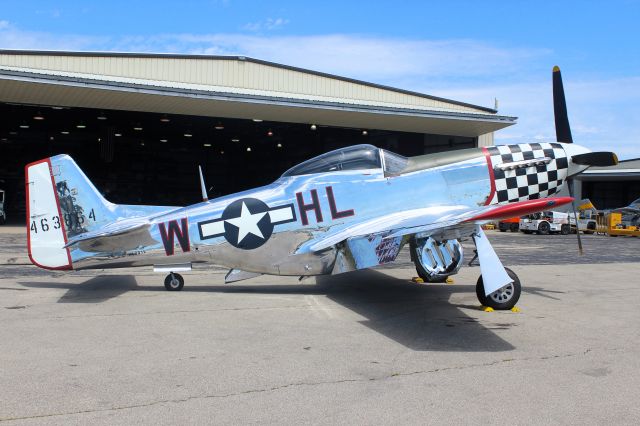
[
  {"left": 242, "top": 18, "right": 289, "bottom": 32},
  {"left": 0, "top": 20, "right": 104, "bottom": 50},
  {"left": 0, "top": 23, "right": 637, "bottom": 158},
  {"left": 424, "top": 76, "right": 640, "bottom": 159},
  {"left": 105, "top": 33, "right": 548, "bottom": 83}
]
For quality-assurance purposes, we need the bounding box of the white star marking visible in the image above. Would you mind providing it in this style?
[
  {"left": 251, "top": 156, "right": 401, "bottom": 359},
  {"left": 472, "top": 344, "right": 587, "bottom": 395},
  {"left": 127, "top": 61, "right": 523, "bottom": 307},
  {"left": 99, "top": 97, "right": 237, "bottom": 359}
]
[{"left": 225, "top": 202, "right": 267, "bottom": 244}]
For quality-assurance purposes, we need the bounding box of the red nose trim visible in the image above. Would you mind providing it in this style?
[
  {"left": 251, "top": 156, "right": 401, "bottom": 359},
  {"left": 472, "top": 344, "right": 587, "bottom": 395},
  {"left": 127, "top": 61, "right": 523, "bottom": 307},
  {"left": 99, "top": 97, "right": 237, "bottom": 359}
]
[{"left": 465, "top": 197, "right": 574, "bottom": 222}]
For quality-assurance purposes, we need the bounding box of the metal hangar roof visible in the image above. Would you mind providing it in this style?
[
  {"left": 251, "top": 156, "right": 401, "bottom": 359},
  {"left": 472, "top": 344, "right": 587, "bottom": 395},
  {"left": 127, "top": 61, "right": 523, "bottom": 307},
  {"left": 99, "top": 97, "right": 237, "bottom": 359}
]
[{"left": 0, "top": 50, "right": 516, "bottom": 137}]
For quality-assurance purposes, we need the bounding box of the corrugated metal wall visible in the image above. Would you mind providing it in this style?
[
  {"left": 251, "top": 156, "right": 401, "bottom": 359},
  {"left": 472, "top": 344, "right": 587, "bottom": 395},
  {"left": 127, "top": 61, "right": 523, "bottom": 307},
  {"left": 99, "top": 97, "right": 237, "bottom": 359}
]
[
  {"left": 478, "top": 132, "right": 494, "bottom": 147},
  {"left": 0, "top": 53, "right": 491, "bottom": 114}
]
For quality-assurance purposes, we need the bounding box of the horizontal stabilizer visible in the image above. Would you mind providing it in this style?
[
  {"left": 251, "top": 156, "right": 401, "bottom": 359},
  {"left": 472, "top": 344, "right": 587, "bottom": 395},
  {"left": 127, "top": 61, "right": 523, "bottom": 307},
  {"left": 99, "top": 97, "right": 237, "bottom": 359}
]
[{"left": 64, "top": 219, "right": 154, "bottom": 252}]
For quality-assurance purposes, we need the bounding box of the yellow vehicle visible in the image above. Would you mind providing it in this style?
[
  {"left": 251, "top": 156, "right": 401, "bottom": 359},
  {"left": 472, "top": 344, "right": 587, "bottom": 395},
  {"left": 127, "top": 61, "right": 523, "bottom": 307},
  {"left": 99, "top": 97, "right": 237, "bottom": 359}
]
[{"left": 607, "top": 212, "right": 640, "bottom": 237}]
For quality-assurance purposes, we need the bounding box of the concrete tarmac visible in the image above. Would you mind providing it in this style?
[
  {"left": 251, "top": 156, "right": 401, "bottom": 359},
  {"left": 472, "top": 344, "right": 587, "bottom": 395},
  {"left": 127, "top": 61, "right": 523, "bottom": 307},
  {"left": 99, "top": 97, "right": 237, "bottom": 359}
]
[{"left": 1, "top": 226, "right": 639, "bottom": 424}]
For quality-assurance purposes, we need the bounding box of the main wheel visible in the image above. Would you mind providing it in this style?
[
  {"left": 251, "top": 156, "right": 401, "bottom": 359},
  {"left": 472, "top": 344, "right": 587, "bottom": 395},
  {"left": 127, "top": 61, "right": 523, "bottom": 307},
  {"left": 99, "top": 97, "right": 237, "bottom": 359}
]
[
  {"left": 476, "top": 267, "right": 521, "bottom": 310},
  {"left": 560, "top": 224, "right": 570, "bottom": 235},
  {"left": 164, "top": 273, "right": 184, "bottom": 291},
  {"left": 537, "top": 221, "right": 550, "bottom": 235},
  {"left": 410, "top": 239, "right": 449, "bottom": 283},
  {"left": 510, "top": 223, "right": 519, "bottom": 232}
]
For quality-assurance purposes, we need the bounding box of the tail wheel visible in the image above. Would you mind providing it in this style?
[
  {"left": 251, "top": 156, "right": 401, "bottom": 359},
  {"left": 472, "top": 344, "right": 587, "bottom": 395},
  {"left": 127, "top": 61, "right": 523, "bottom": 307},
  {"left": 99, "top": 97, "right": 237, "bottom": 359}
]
[
  {"left": 164, "top": 273, "right": 184, "bottom": 291},
  {"left": 537, "top": 221, "right": 551, "bottom": 235},
  {"left": 476, "top": 267, "right": 521, "bottom": 310}
]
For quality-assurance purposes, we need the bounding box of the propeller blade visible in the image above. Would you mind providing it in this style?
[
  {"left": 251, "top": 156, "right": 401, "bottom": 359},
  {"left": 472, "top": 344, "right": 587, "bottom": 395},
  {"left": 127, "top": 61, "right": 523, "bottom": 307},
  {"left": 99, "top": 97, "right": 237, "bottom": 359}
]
[
  {"left": 571, "top": 151, "right": 619, "bottom": 167},
  {"left": 567, "top": 179, "right": 584, "bottom": 255},
  {"left": 553, "top": 66, "right": 574, "bottom": 143}
]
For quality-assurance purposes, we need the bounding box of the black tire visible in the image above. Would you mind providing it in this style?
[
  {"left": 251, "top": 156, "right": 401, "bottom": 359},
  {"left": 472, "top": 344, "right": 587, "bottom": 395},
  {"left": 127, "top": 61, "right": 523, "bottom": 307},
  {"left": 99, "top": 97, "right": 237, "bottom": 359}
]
[
  {"left": 537, "top": 221, "right": 550, "bottom": 235},
  {"left": 476, "top": 267, "right": 521, "bottom": 310},
  {"left": 510, "top": 223, "right": 519, "bottom": 232},
  {"left": 414, "top": 262, "right": 448, "bottom": 283},
  {"left": 0, "top": 215, "right": 5, "bottom": 225},
  {"left": 164, "top": 273, "right": 184, "bottom": 291},
  {"left": 560, "top": 224, "right": 570, "bottom": 235}
]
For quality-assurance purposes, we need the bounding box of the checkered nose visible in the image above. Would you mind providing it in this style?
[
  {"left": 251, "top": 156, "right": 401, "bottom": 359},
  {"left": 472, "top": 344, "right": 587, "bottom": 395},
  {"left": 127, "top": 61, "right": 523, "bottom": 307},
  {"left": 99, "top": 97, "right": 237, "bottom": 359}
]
[{"left": 486, "top": 143, "right": 570, "bottom": 204}]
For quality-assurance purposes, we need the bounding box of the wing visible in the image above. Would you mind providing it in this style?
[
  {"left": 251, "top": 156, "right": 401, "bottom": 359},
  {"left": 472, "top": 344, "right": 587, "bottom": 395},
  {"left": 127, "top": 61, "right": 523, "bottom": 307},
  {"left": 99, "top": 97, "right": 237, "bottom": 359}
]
[{"left": 296, "top": 197, "right": 574, "bottom": 254}]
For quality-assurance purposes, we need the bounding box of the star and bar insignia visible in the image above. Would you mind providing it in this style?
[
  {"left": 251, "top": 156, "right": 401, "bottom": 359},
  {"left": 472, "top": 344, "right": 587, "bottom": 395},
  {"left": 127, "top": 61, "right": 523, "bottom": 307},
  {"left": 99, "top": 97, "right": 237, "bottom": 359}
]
[{"left": 197, "top": 198, "right": 296, "bottom": 250}]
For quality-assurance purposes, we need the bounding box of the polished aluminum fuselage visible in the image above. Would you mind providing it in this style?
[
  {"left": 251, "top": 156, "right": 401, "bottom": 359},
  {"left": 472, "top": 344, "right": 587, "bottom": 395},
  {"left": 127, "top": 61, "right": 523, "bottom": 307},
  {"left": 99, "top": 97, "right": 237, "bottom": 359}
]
[
  {"left": 68, "top": 141, "right": 575, "bottom": 275},
  {"left": 71, "top": 154, "right": 493, "bottom": 274}
]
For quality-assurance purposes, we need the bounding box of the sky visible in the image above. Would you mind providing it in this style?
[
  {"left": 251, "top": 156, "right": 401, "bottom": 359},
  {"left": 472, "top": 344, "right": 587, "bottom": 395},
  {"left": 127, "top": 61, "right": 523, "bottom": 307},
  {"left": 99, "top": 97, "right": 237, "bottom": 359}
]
[{"left": 1, "top": 0, "right": 639, "bottom": 158}]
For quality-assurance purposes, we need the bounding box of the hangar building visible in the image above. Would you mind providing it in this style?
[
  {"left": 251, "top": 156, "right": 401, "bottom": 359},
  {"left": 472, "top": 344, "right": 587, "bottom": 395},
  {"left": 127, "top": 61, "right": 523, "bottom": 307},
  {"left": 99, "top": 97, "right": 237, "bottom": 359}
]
[
  {"left": 0, "top": 50, "right": 516, "bottom": 220},
  {"left": 575, "top": 158, "right": 640, "bottom": 209}
]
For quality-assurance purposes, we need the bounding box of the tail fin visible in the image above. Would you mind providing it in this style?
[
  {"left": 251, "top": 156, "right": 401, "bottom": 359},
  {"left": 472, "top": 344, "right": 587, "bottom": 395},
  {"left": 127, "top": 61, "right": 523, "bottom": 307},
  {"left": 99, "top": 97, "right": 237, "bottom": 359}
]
[{"left": 26, "top": 155, "right": 175, "bottom": 270}]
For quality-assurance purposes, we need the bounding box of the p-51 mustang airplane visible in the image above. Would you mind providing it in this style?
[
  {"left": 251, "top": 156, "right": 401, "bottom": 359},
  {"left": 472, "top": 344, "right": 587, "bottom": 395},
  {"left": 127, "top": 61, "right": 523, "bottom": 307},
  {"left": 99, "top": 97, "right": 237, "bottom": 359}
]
[{"left": 25, "top": 67, "right": 617, "bottom": 310}]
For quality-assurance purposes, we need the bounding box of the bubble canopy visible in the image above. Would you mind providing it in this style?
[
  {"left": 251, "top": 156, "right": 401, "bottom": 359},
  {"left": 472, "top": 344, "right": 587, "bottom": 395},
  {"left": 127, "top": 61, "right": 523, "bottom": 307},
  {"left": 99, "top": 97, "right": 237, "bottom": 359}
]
[{"left": 281, "top": 144, "right": 408, "bottom": 177}]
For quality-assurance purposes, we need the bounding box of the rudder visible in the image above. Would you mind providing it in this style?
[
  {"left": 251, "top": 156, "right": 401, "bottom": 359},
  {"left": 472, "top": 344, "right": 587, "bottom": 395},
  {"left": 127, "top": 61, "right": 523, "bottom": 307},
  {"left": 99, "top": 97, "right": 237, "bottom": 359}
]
[{"left": 26, "top": 158, "right": 73, "bottom": 269}]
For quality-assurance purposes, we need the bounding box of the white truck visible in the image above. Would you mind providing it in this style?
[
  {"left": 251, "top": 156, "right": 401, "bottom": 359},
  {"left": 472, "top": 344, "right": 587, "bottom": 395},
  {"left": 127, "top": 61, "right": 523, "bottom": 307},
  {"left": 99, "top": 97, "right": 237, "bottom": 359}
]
[{"left": 519, "top": 211, "right": 570, "bottom": 235}]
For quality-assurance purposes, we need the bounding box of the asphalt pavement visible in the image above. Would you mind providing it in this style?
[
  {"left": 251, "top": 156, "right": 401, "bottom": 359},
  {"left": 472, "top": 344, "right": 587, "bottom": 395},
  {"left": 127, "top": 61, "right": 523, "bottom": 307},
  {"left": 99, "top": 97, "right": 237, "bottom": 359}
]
[{"left": 1, "top": 226, "right": 639, "bottom": 424}]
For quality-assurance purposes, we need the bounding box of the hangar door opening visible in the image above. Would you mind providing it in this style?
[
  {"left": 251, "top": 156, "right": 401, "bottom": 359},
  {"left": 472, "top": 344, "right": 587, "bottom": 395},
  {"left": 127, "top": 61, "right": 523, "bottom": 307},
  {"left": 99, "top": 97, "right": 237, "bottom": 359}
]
[{"left": 0, "top": 103, "right": 478, "bottom": 222}]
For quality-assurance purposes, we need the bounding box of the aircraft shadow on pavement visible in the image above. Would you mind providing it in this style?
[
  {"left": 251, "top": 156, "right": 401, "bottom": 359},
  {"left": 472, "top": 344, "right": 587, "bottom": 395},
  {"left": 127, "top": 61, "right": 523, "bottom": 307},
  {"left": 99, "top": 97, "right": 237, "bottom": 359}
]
[
  {"left": 315, "top": 270, "right": 515, "bottom": 352},
  {"left": 20, "top": 269, "right": 515, "bottom": 352},
  {"left": 19, "top": 275, "right": 139, "bottom": 303},
  {"left": 522, "top": 286, "right": 565, "bottom": 301}
]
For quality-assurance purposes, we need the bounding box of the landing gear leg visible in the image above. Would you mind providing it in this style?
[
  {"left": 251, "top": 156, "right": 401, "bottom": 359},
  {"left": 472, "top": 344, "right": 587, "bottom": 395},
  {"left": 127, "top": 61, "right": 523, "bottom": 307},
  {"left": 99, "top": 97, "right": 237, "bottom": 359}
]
[
  {"left": 472, "top": 225, "right": 521, "bottom": 310},
  {"left": 164, "top": 272, "right": 184, "bottom": 291}
]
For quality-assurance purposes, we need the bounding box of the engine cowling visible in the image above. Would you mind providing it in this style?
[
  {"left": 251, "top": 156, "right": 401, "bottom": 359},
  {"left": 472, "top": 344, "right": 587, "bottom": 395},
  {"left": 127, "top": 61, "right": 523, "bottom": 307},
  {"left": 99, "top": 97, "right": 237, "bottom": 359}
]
[{"left": 411, "top": 237, "right": 464, "bottom": 282}]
